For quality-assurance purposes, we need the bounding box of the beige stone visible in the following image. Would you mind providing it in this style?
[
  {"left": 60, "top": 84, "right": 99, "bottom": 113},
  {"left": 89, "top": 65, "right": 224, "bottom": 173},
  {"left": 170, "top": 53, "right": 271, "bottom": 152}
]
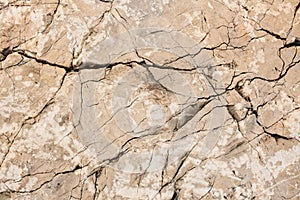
[{"left": 0, "top": 0, "right": 299, "bottom": 199}]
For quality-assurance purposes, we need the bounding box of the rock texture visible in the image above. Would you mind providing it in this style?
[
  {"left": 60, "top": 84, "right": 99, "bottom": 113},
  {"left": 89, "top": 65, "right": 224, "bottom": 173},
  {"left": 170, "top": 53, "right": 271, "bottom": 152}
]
[{"left": 0, "top": 0, "right": 300, "bottom": 199}]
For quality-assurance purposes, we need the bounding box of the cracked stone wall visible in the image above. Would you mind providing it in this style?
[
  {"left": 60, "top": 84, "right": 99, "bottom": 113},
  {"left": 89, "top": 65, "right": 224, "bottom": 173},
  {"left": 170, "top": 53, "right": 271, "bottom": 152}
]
[{"left": 0, "top": 0, "right": 299, "bottom": 199}]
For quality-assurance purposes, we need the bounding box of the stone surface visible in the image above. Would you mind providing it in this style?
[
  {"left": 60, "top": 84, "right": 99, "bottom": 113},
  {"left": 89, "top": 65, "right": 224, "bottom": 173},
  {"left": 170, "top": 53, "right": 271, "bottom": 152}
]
[{"left": 0, "top": 0, "right": 300, "bottom": 199}]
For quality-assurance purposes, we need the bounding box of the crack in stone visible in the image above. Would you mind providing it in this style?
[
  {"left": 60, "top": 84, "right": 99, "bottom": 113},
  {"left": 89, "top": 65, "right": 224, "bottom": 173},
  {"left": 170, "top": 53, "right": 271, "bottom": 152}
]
[{"left": 1, "top": 0, "right": 300, "bottom": 199}]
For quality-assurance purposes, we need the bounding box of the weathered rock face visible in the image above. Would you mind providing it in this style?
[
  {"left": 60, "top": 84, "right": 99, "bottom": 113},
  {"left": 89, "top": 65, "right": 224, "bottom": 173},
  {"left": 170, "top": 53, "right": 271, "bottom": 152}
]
[{"left": 0, "top": 0, "right": 299, "bottom": 199}]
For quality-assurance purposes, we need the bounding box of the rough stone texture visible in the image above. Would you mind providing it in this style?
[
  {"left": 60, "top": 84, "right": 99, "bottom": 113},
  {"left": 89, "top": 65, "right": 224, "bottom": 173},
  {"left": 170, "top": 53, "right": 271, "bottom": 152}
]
[{"left": 0, "top": 0, "right": 299, "bottom": 199}]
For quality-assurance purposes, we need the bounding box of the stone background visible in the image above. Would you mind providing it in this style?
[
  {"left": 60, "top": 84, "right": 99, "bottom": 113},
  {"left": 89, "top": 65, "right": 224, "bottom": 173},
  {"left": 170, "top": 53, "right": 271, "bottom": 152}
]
[{"left": 0, "top": 0, "right": 299, "bottom": 199}]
